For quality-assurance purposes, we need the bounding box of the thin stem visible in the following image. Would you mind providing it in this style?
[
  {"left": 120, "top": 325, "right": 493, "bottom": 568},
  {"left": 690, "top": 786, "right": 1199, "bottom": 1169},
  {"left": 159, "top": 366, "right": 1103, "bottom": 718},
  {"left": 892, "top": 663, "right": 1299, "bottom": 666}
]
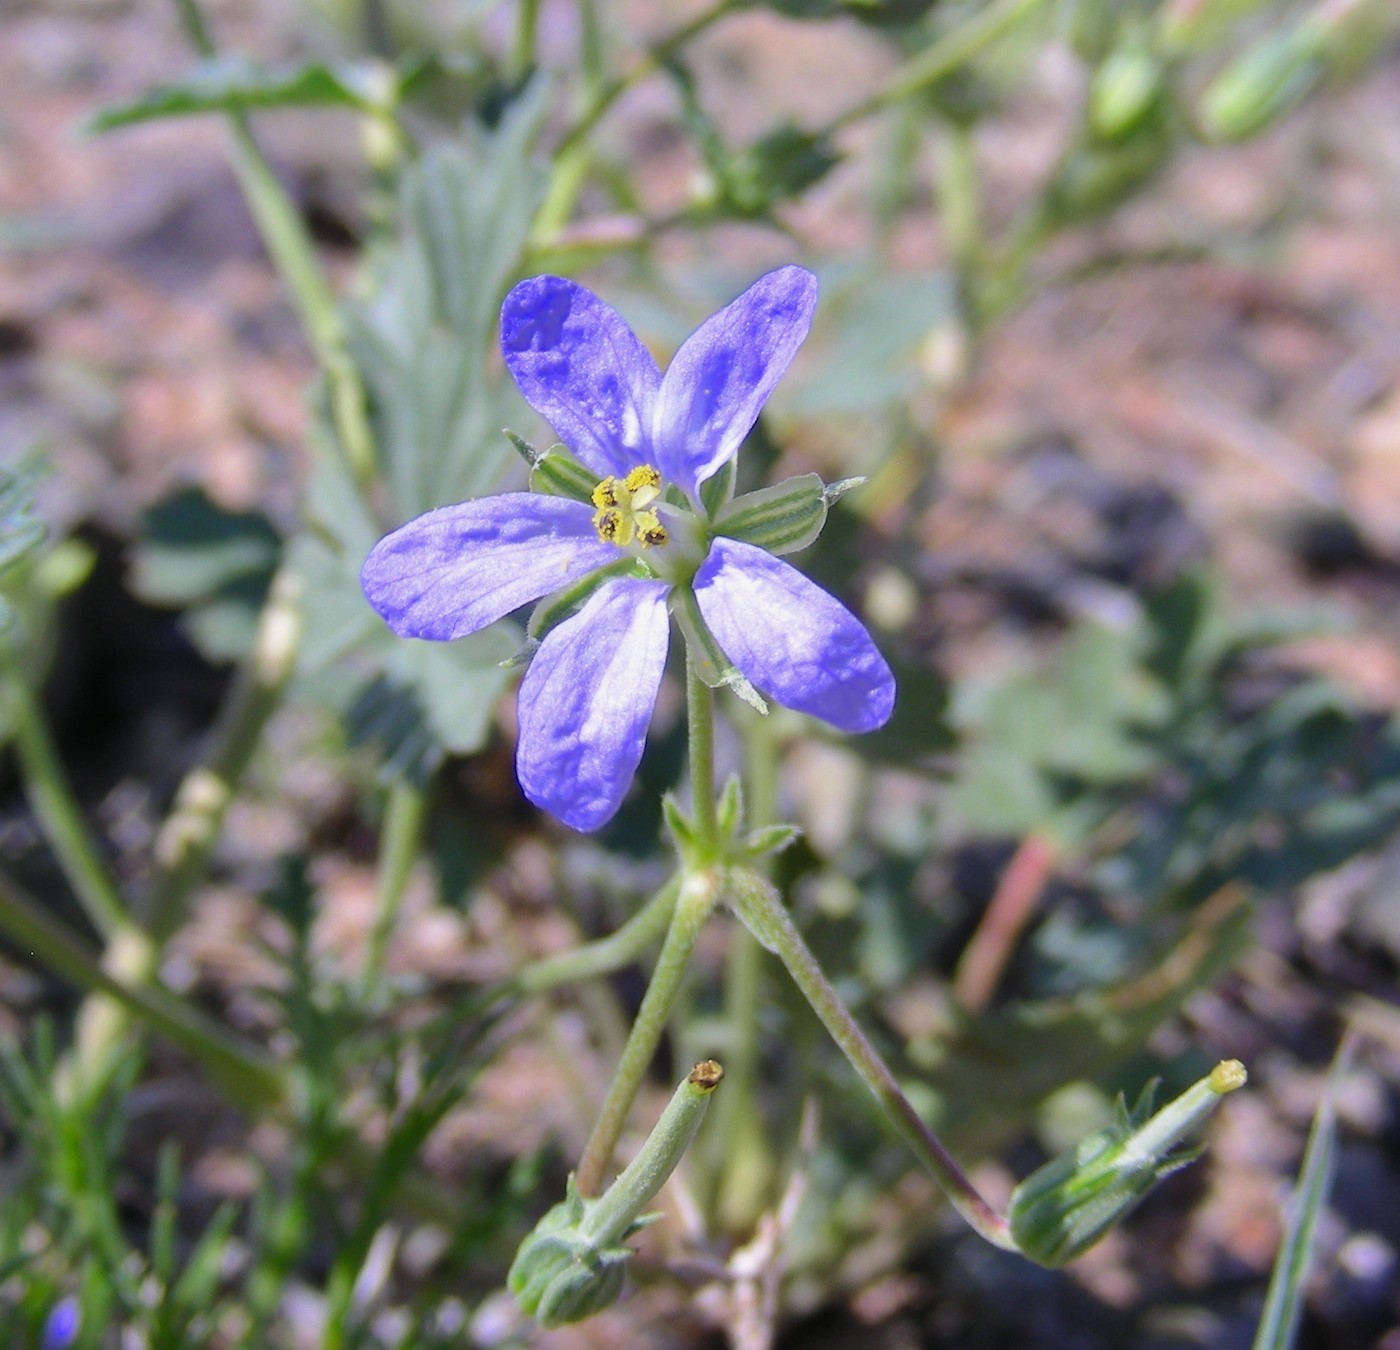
[
  {"left": 828, "top": 0, "right": 1049, "bottom": 132},
  {"left": 0, "top": 666, "right": 128, "bottom": 938},
  {"left": 512, "top": 873, "right": 681, "bottom": 998},
  {"left": 0, "top": 867, "right": 284, "bottom": 1110},
  {"left": 555, "top": 0, "right": 738, "bottom": 156},
  {"left": 169, "top": 0, "right": 377, "bottom": 487},
  {"left": 362, "top": 778, "right": 428, "bottom": 996},
  {"left": 727, "top": 867, "right": 1014, "bottom": 1250},
  {"left": 686, "top": 653, "right": 719, "bottom": 862},
  {"left": 574, "top": 868, "right": 720, "bottom": 1197},
  {"left": 148, "top": 568, "right": 302, "bottom": 941},
  {"left": 513, "top": 0, "right": 541, "bottom": 79},
  {"left": 713, "top": 710, "right": 776, "bottom": 1229}
]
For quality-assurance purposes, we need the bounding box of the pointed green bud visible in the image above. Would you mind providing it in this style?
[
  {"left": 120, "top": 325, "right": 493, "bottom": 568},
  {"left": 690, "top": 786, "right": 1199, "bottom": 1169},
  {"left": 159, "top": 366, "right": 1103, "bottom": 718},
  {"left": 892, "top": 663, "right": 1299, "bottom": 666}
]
[
  {"left": 508, "top": 1063, "right": 725, "bottom": 1327},
  {"left": 1090, "top": 46, "right": 1164, "bottom": 141},
  {"left": 716, "top": 774, "right": 745, "bottom": 840},
  {"left": 1008, "top": 1060, "right": 1246, "bottom": 1267},
  {"left": 662, "top": 793, "right": 696, "bottom": 853},
  {"left": 742, "top": 823, "right": 802, "bottom": 859},
  {"left": 529, "top": 444, "right": 598, "bottom": 502},
  {"left": 1198, "top": 24, "right": 1322, "bottom": 142},
  {"left": 717, "top": 473, "right": 827, "bottom": 556}
]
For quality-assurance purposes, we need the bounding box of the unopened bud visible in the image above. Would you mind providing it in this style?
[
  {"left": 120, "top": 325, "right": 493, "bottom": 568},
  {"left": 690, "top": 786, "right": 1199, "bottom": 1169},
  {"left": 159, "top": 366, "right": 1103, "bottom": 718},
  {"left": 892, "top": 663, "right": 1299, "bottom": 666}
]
[
  {"left": 1199, "top": 25, "right": 1323, "bottom": 142},
  {"left": 1090, "top": 47, "right": 1164, "bottom": 141},
  {"left": 1009, "top": 1060, "right": 1246, "bottom": 1266},
  {"left": 509, "top": 1062, "right": 724, "bottom": 1327}
]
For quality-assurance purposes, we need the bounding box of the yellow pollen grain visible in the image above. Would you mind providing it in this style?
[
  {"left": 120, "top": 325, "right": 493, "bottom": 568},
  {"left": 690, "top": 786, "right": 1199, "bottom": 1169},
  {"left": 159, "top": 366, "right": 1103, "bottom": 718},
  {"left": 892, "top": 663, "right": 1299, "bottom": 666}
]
[
  {"left": 635, "top": 510, "right": 668, "bottom": 548},
  {"left": 592, "top": 477, "right": 620, "bottom": 510},
  {"left": 624, "top": 464, "right": 661, "bottom": 493}
]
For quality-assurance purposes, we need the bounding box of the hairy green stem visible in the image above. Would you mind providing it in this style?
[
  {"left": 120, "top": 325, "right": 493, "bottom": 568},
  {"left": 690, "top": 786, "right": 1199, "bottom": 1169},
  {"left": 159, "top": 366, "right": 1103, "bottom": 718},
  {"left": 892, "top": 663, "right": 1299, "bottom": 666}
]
[
  {"left": 1, "top": 666, "right": 129, "bottom": 938},
  {"left": 512, "top": 873, "right": 681, "bottom": 998},
  {"left": 574, "top": 868, "right": 719, "bottom": 1197},
  {"left": 169, "top": 0, "right": 377, "bottom": 487},
  {"left": 0, "top": 868, "right": 284, "bottom": 1110},
  {"left": 362, "top": 779, "right": 428, "bottom": 996},
  {"left": 712, "top": 711, "right": 775, "bottom": 1229},
  {"left": 686, "top": 654, "right": 719, "bottom": 862},
  {"left": 727, "top": 866, "right": 1014, "bottom": 1250}
]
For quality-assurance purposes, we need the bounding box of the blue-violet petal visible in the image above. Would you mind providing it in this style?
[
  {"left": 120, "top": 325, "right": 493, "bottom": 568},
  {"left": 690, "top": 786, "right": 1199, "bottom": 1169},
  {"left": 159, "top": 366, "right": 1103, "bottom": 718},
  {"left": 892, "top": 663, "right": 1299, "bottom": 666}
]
[
  {"left": 692, "top": 536, "right": 894, "bottom": 733},
  {"left": 361, "top": 494, "right": 617, "bottom": 642},
  {"left": 653, "top": 266, "right": 818, "bottom": 500},
  {"left": 516, "top": 576, "right": 672, "bottom": 831},
  {"left": 501, "top": 275, "right": 661, "bottom": 479}
]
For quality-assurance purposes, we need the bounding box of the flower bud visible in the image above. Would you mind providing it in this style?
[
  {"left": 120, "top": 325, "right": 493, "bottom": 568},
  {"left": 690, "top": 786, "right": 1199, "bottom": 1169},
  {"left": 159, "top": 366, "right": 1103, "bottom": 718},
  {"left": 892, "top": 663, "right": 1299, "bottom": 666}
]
[
  {"left": 1090, "top": 47, "right": 1164, "bottom": 141},
  {"left": 1199, "top": 25, "right": 1323, "bottom": 142},
  {"left": 1009, "top": 1060, "right": 1246, "bottom": 1266},
  {"left": 509, "top": 1062, "right": 724, "bottom": 1327}
]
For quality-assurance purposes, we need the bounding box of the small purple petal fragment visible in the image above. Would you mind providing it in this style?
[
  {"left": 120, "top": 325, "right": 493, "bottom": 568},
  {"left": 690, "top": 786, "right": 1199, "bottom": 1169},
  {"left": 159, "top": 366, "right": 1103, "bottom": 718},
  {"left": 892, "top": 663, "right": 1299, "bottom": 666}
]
[
  {"left": 43, "top": 1299, "right": 79, "bottom": 1350},
  {"left": 501, "top": 275, "right": 662, "bottom": 479},
  {"left": 361, "top": 494, "right": 617, "bottom": 641},
  {"left": 693, "top": 537, "right": 894, "bottom": 733},
  {"left": 654, "top": 266, "right": 818, "bottom": 499},
  {"left": 516, "top": 576, "right": 671, "bottom": 831}
]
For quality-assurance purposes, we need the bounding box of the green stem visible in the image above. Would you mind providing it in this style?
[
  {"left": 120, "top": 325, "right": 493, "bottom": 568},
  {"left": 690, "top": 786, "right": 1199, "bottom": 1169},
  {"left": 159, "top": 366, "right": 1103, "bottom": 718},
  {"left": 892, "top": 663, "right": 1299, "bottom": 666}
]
[
  {"left": 514, "top": 0, "right": 541, "bottom": 79},
  {"left": 829, "top": 0, "right": 1049, "bottom": 131},
  {"left": 362, "top": 778, "right": 428, "bottom": 996},
  {"left": 555, "top": 0, "right": 738, "bottom": 156},
  {"left": 686, "top": 653, "right": 719, "bottom": 862},
  {"left": 0, "top": 666, "right": 128, "bottom": 939},
  {"left": 574, "top": 868, "right": 720, "bottom": 1197},
  {"left": 712, "top": 711, "right": 776, "bottom": 1228},
  {"left": 169, "top": 0, "right": 376, "bottom": 487},
  {"left": 938, "top": 119, "right": 985, "bottom": 326},
  {"left": 0, "top": 868, "right": 284, "bottom": 1110},
  {"left": 148, "top": 570, "right": 302, "bottom": 941},
  {"left": 727, "top": 866, "right": 1014, "bottom": 1250},
  {"left": 512, "top": 873, "right": 681, "bottom": 998}
]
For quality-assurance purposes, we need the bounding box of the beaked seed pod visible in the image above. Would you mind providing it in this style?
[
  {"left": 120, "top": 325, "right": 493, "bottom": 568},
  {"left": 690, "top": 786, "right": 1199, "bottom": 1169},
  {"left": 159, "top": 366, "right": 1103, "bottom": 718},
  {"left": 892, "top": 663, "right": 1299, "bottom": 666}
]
[
  {"left": 1009, "top": 1060, "right": 1246, "bottom": 1266},
  {"left": 509, "top": 1062, "right": 725, "bottom": 1328}
]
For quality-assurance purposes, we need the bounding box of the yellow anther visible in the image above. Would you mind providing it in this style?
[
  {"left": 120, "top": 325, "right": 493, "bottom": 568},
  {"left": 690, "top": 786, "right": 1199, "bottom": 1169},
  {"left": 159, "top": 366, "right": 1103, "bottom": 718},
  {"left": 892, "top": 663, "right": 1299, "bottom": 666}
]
[
  {"left": 590, "top": 465, "right": 669, "bottom": 550},
  {"left": 635, "top": 510, "right": 668, "bottom": 549},
  {"left": 593, "top": 507, "right": 628, "bottom": 544}
]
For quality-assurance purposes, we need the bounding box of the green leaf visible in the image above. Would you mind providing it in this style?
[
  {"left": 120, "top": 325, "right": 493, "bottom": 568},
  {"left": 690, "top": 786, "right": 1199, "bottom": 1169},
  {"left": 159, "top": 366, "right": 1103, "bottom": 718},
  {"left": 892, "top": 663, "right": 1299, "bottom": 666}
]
[
  {"left": 717, "top": 473, "right": 827, "bottom": 556},
  {"left": 1250, "top": 1038, "right": 1349, "bottom": 1350},
  {"left": 86, "top": 57, "right": 379, "bottom": 133},
  {"left": 129, "top": 486, "right": 280, "bottom": 662},
  {"left": 528, "top": 559, "right": 653, "bottom": 645},
  {"left": 347, "top": 82, "right": 551, "bottom": 522}
]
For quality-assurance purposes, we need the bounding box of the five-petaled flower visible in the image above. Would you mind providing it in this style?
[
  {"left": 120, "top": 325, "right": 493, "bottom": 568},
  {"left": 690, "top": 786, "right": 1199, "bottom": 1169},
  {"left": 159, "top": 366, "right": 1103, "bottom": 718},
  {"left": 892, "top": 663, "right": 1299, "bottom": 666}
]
[{"left": 361, "top": 265, "right": 895, "bottom": 831}]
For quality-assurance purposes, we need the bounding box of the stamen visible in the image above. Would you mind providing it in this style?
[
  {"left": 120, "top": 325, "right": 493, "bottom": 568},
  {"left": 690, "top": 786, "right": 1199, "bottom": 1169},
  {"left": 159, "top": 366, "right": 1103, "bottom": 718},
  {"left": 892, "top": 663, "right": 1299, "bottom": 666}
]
[
  {"left": 590, "top": 465, "right": 669, "bottom": 550},
  {"left": 635, "top": 510, "right": 668, "bottom": 549}
]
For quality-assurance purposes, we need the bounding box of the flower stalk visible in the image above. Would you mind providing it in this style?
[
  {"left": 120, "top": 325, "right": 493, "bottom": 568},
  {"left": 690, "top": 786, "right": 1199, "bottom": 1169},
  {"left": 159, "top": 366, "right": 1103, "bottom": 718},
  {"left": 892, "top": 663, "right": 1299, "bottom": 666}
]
[{"left": 726, "top": 865, "right": 1016, "bottom": 1250}]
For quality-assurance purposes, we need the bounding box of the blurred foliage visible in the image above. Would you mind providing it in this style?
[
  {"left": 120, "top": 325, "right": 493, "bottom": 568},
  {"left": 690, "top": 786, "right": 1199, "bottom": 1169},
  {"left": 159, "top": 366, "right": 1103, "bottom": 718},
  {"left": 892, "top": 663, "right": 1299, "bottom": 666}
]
[{"left": 1, "top": 0, "right": 1397, "bottom": 1342}]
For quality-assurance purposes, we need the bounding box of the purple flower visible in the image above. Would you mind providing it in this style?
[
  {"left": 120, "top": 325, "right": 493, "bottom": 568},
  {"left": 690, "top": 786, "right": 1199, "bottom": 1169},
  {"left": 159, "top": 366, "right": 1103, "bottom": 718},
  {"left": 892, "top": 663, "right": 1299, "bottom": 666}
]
[
  {"left": 362, "top": 265, "right": 894, "bottom": 831},
  {"left": 42, "top": 1299, "right": 79, "bottom": 1350}
]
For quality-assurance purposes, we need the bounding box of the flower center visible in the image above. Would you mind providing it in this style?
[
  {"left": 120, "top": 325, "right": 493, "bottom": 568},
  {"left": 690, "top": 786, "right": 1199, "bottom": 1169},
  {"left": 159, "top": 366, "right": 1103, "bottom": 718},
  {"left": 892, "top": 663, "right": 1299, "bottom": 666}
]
[{"left": 592, "top": 465, "right": 669, "bottom": 549}]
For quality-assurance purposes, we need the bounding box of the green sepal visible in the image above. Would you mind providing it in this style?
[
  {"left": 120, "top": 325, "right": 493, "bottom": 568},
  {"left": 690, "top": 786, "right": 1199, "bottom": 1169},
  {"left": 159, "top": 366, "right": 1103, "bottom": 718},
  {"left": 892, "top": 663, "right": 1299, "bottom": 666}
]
[
  {"left": 505, "top": 428, "right": 541, "bottom": 467},
  {"left": 530, "top": 444, "right": 598, "bottom": 502},
  {"left": 662, "top": 794, "right": 696, "bottom": 854},
  {"left": 742, "top": 823, "right": 802, "bottom": 859},
  {"left": 664, "top": 483, "right": 690, "bottom": 509},
  {"left": 716, "top": 774, "right": 744, "bottom": 839},
  {"left": 716, "top": 473, "right": 826, "bottom": 556},
  {"left": 527, "top": 559, "right": 654, "bottom": 646},
  {"left": 699, "top": 457, "right": 737, "bottom": 518},
  {"left": 822, "top": 476, "right": 865, "bottom": 505},
  {"left": 670, "top": 586, "right": 768, "bottom": 714},
  {"left": 1198, "top": 23, "right": 1323, "bottom": 143}
]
